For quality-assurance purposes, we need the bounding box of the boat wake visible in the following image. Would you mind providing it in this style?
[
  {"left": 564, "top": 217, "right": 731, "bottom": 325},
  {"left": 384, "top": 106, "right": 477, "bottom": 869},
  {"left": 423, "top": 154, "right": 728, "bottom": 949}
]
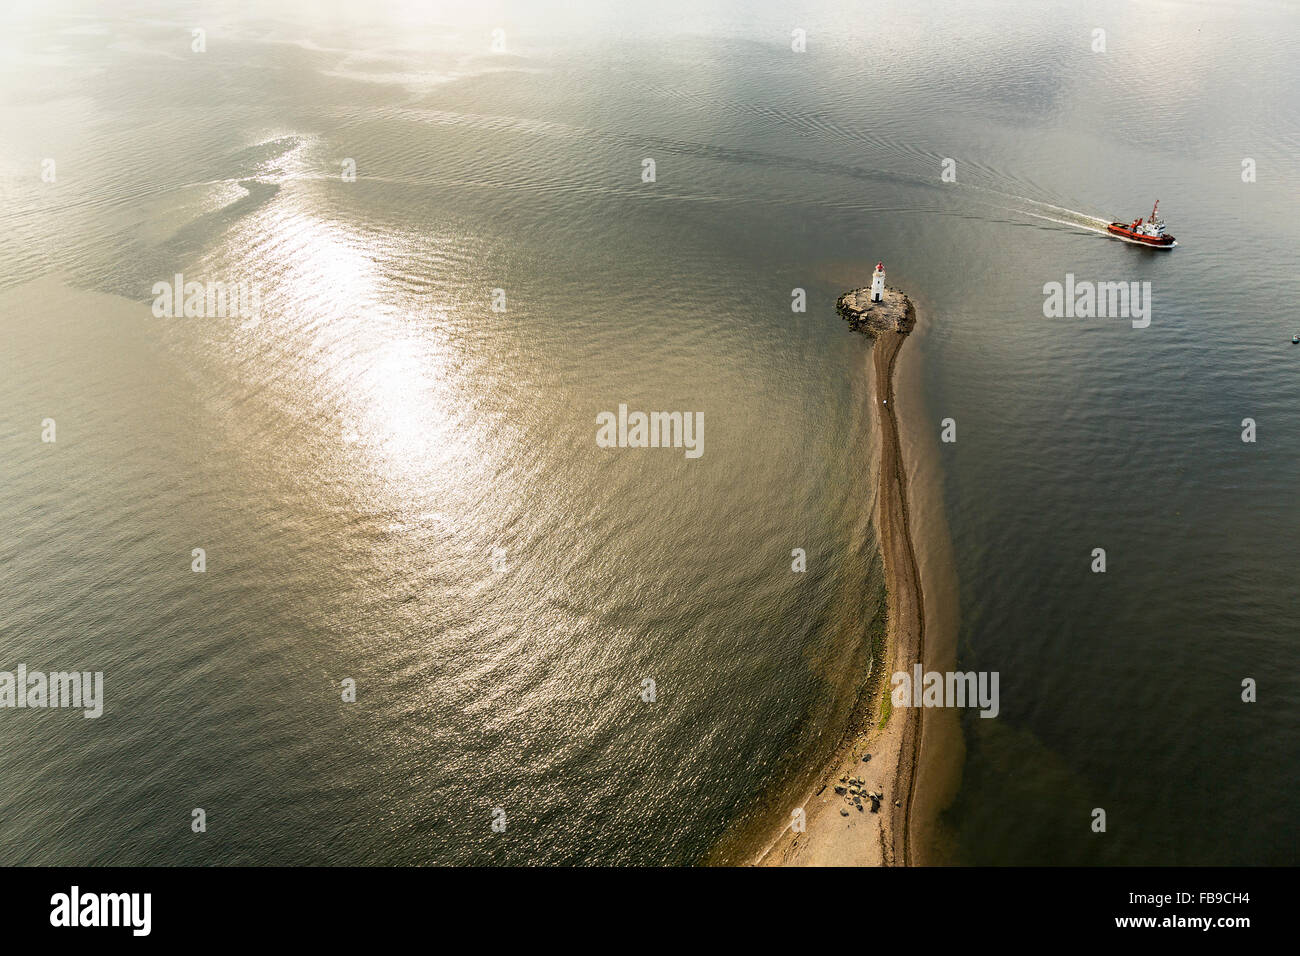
[
  {"left": 1018, "top": 207, "right": 1112, "bottom": 234},
  {"left": 963, "top": 187, "right": 1113, "bottom": 235}
]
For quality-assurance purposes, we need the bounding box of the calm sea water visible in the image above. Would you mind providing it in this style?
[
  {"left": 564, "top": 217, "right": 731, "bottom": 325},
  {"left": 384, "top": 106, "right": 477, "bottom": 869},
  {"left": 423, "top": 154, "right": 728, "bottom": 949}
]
[{"left": 1, "top": 0, "right": 1297, "bottom": 865}]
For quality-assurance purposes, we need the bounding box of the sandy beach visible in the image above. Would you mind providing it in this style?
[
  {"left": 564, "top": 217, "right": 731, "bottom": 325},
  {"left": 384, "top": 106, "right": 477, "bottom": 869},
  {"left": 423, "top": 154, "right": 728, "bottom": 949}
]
[{"left": 755, "top": 322, "right": 926, "bottom": 867}]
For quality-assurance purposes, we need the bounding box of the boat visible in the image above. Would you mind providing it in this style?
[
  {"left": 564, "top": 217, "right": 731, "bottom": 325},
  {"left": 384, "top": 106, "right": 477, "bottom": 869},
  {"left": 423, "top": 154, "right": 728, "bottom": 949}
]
[
  {"left": 1292, "top": 334, "right": 1299, "bottom": 344},
  {"left": 1107, "top": 200, "right": 1177, "bottom": 248}
]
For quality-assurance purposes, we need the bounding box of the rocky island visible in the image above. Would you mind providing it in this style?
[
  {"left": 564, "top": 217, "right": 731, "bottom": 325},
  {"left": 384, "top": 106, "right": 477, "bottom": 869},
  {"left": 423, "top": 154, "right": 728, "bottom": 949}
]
[{"left": 836, "top": 285, "right": 916, "bottom": 336}]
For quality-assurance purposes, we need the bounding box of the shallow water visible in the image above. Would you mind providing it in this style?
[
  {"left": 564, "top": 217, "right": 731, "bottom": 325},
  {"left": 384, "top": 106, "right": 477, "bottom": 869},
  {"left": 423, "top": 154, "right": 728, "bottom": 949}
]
[{"left": 1, "top": 0, "right": 1296, "bottom": 864}]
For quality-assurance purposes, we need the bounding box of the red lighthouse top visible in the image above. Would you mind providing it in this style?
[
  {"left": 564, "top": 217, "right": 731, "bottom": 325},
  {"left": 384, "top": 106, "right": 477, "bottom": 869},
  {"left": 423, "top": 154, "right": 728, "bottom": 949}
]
[{"left": 875, "top": 262, "right": 884, "bottom": 270}]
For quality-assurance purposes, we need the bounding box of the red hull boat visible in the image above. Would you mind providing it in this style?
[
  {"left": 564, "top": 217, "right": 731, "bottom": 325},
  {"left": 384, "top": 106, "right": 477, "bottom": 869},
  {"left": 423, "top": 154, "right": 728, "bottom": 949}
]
[{"left": 1107, "top": 200, "right": 1176, "bottom": 248}]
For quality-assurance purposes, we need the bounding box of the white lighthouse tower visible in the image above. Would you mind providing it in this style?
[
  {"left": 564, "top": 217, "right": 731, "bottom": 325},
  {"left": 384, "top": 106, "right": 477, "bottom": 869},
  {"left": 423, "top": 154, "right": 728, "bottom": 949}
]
[{"left": 870, "top": 261, "right": 886, "bottom": 302}]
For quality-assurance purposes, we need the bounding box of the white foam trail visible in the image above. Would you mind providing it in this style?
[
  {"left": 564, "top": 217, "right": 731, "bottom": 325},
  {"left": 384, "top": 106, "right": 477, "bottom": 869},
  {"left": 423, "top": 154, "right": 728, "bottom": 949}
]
[
  {"left": 947, "top": 181, "right": 1121, "bottom": 241},
  {"left": 1018, "top": 200, "right": 1111, "bottom": 229},
  {"left": 1019, "top": 209, "right": 1112, "bottom": 235},
  {"left": 960, "top": 182, "right": 1111, "bottom": 227}
]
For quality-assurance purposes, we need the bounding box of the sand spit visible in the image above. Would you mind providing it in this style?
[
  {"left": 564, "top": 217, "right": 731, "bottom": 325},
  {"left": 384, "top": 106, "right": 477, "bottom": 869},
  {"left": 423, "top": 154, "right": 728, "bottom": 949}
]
[{"left": 755, "top": 292, "right": 924, "bottom": 867}]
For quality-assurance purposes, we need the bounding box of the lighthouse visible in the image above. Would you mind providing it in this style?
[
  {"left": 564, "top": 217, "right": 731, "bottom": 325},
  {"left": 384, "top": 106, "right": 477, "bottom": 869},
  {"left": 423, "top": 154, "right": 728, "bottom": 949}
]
[{"left": 870, "top": 261, "right": 886, "bottom": 302}]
